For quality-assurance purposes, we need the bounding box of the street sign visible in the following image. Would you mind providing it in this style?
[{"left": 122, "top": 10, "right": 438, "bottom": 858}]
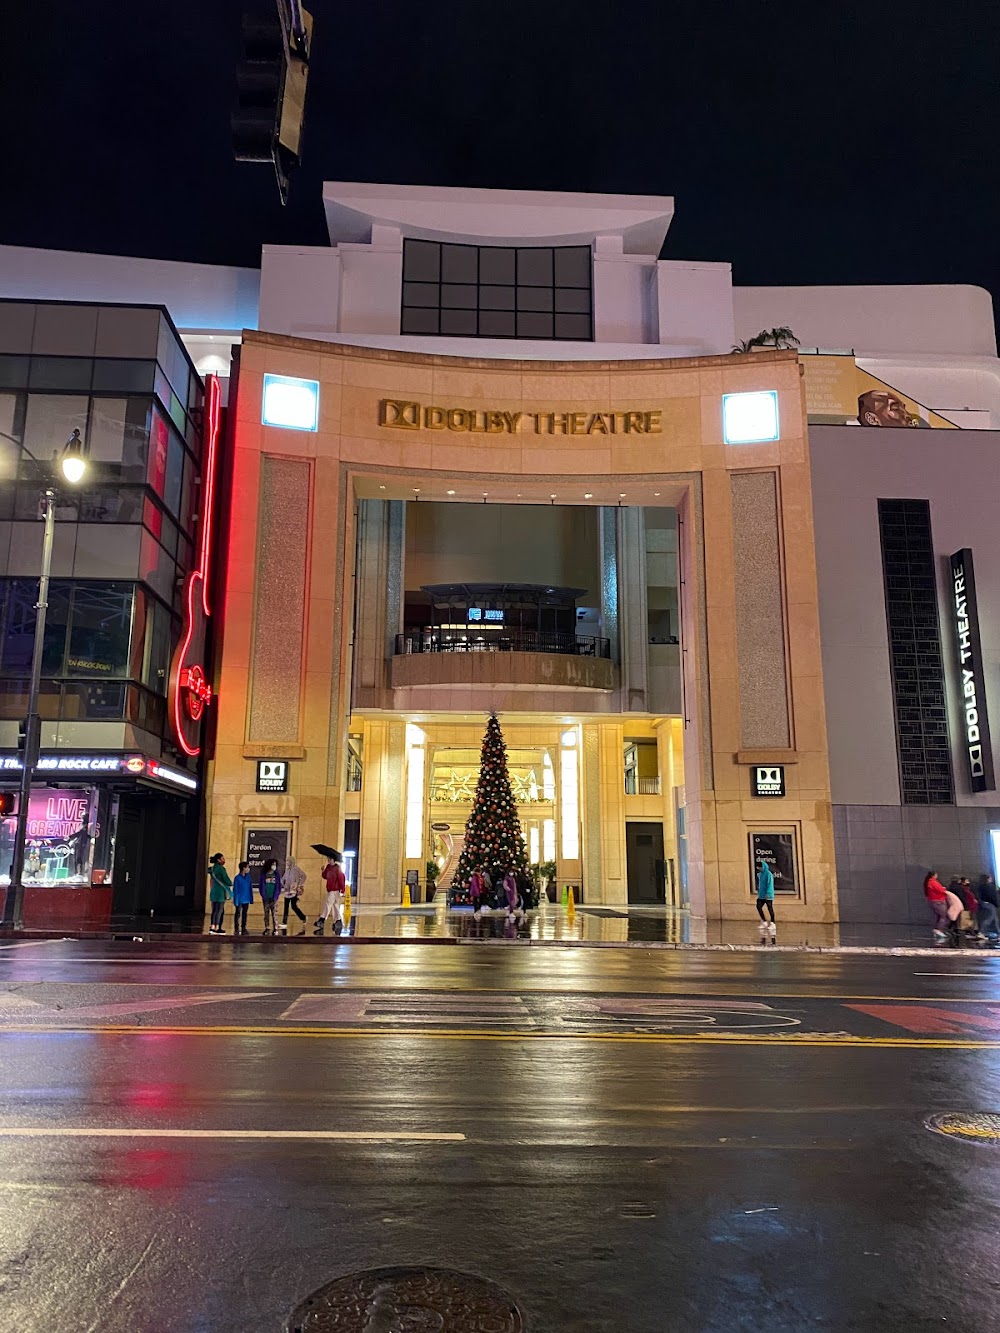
[
  {"left": 256, "top": 760, "right": 289, "bottom": 793},
  {"left": 751, "top": 765, "right": 785, "bottom": 798}
]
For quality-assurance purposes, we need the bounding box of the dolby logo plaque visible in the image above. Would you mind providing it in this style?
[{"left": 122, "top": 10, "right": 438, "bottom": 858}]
[
  {"left": 751, "top": 765, "right": 785, "bottom": 798},
  {"left": 256, "top": 760, "right": 289, "bottom": 794}
]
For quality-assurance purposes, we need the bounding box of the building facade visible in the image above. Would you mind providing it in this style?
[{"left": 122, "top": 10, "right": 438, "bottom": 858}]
[
  {"left": 0, "top": 300, "right": 215, "bottom": 926},
  {"left": 3, "top": 183, "right": 1000, "bottom": 927}
]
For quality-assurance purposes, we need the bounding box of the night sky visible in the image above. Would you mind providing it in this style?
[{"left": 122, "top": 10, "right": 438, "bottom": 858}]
[{"left": 3, "top": 1, "right": 998, "bottom": 315}]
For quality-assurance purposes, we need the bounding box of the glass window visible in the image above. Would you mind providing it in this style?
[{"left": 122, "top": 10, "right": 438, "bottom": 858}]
[
  {"left": 402, "top": 282, "right": 438, "bottom": 309},
  {"left": 401, "top": 308, "right": 438, "bottom": 335},
  {"left": 21, "top": 396, "right": 89, "bottom": 474},
  {"left": 441, "top": 245, "right": 477, "bottom": 283},
  {"left": 403, "top": 240, "right": 440, "bottom": 281},
  {"left": 0, "top": 357, "right": 29, "bottom": 390},
  {"left": 517, "top": 248, "right": 553, "bottom": 286},
  {"left": 14, "top": 487, "right": 78, "bottom": 521},
  {"left": 179, "top": 456, "right": 196, "bottom": 535},
  {"left": 517, "top": 312, "right": 554, "bottom": 338},
  {"left": 66, "top": 584, "right": 135, "bottom": 678},
  {"left": 0, "top": 393, "right": 22, "bottom": 481},
  {"left": 440, "top": 309, "right": 477, "bottom": 336},
  {"left": 441, "top": 284, "right": 477, "bottom": 310},
  {"left": 517, "top": 288, "right": 554, "bottom": 313},
  {"left": 401, "top": 240, "right": 592, "bottom": 341},
  {"left": 554, "top": 246, "right": 592, "bottom": 286},
  {"left": 143, "top": 598, "right": 173, "bottom": 696},
  {"left": 479, "top": 248, "right": 515, "bottom": 285},
  {"left": 28, "top": 358, "right": 93, "bottom": 391},
  {"left": 0, "top": 579, "right": 72, "bottom": 675},
  {"left": 148, "top": 407, "right": 169, "bottom": 496},
  {"left": 478, "top": 311, "right": 515, "bottom": 337},
  {"left": 164, "top": 429, "right": 184, "bottom": 517},
  {"left": 78, "top": 487, "right": 144, "bottom": 524},
  {"left": 91, "top": 359, "right": 156, "bottom": 394}
]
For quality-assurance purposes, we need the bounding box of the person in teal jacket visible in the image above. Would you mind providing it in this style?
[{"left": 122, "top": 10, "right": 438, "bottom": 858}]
[
  {"left": 755, "top": 858, "right": 776, "bottom": 943},
  {"left": 208, "top": 852, "right": 232, "bottom": 935}
]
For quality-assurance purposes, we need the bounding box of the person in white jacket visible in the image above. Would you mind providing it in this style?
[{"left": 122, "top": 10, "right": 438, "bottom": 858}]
[{"left": 280, "top": 856, "right": 307, "bottom": 934}]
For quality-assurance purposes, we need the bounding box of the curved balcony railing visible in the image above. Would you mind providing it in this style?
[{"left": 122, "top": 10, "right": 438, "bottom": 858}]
[{"left": 395, "top": 630, "right": 611, "bottom": 659}]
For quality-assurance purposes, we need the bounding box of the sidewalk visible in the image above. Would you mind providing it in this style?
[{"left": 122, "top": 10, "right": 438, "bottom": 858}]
[{"left": 2, "top": 902, "right": 981, "bottom": 953}]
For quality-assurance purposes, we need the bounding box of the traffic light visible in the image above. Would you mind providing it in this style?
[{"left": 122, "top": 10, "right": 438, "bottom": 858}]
[{"left": 232, "top": 4, "right": 313, "bottom": 205}]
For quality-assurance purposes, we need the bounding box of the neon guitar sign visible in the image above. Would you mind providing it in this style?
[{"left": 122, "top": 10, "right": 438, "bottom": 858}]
[{"left": 169, "top": 373, "right": 222, "bottom": 757}]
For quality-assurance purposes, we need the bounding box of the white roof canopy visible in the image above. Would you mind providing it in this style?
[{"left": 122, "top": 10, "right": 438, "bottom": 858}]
[{"left": 322, "top": 182, "right": 675, "bottom": 255}]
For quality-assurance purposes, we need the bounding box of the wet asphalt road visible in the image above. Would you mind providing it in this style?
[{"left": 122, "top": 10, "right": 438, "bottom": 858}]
[{"left": 3, "top": 940, "right": 1000, "bottom": 1331}]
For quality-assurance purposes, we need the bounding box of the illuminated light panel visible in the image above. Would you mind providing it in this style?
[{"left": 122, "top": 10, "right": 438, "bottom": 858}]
[
  {"left": 405, "top": 725, "right": 426, "bottom": 860},
  {"left": 560, "top": 748, "right": 579, "bottom": 860},
  {"left": 529, "top": 826, "right": 540, "bottom": 864},
  {"left": 543, "top": 818, "right": 556, "bottom": 863},
  {"left": 722, "top": 390, "right": 779, "bottom": 444},
  {"left": 262, "top": 374, "right": 320, "bottom": 431}
]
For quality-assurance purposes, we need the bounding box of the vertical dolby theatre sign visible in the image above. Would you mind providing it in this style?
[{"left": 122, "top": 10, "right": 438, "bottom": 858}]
[{"left": 951, "top": 549, "right": 995, "bottom": 792}]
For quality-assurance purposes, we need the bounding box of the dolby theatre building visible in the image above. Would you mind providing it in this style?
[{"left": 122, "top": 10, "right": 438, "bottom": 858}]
[
  {"left": 210, "top": 184, "right": 835, "bottom": 923},
  {"left": 7, "top": 181, "right": 1000, "bottom": 929}
]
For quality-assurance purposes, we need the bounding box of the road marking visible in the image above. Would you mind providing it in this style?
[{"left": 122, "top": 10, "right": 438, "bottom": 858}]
[
  {"left": 0, "top": 939, "right": 73, "bottom": 951},
  {"left": 0, "top": 1023, "right": 997, "bottom": 1048},
  {"left": 5, "top": 991, "right": 275, "bottom": 1020},
  {"left": 913, "top": 972, "right": 985, "bottom": 977},
  {"left": 0, "top": 1127, "right": 465, "bottom": 1142}
]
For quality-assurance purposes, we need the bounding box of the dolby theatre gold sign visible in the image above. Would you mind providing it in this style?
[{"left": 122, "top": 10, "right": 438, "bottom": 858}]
[{"left": 380, "top": 399, "right": 663, "bottom": 436}]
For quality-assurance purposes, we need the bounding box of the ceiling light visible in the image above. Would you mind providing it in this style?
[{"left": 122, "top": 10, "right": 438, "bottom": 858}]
[
  {"left": 584, "top": 493, "right": 593, "bottom": 499},
  {"left": 447, "top": 489, "right": 455, "bottom": 496}
]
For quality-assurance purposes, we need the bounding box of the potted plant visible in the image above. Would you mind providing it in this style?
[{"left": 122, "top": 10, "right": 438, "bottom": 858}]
[
  {"left": 731, "top": 327, "right": 799, "bottom": 354},
  {"left": 425, "top": 860, "right": 440, "bottom": 901},
  {"left": 536, "top": 860, "right": 558, "bottom": 902}
]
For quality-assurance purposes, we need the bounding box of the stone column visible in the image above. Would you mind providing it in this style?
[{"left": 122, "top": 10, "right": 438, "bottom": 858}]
[
  {"left": 351, "top": 499, "right": 405, "bottom": 710},
  {"left": 616, "top": 507, "right": 649, "bottom": 712}
]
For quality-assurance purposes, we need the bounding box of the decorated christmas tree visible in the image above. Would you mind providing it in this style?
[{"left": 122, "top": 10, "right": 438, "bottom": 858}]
[{"left": 454, "top": 714, "right": 528, "bottom": 890}]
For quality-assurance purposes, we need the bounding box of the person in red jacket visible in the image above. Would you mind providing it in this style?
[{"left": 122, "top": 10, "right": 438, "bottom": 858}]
[
  {"left": 314, "top": 851, "right": 347, "bottom": 936},
  {"left": 924, "top": 871, "right": 952, "bottom": 944}
]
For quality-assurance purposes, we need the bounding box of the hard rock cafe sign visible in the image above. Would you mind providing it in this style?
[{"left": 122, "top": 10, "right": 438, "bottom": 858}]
[{"left": 169, "top": 374, "right": 222, "bottom": 757}]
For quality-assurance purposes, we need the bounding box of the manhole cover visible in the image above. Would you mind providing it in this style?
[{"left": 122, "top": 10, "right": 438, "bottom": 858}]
[
  {"left": 287, "top": 1266, "right": 525, "bottom": 1331},
  {"left": 926, "top": 1112, "right": 1000, "bottom": 1144}
]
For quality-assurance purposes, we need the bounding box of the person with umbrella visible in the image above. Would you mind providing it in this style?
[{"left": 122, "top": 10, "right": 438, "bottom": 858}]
[{"left": 312, "top": 843, "right": 347, "bottom": 935}]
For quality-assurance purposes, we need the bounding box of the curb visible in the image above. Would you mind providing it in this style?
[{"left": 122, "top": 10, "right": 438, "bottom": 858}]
[{"left": 1, "top": 931, "right": 995, "bottom": 958}]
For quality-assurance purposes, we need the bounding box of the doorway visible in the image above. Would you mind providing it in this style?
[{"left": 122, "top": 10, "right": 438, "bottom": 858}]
[{"left": 626, "top": 821, "right": 666, "bottom": 904}]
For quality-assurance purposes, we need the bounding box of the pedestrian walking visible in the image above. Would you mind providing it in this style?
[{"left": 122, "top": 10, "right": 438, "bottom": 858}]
[
  {"left": 207, "top": 852, "right": 232, "bottom": 935},
  {"left": 280, "top": 855, "right": 307, "bottom": 934},
  {"left": 232, "top": 861, "right": 253, "bottom": 936},
  {"left": 517, "top": 867, "right": 535, "bottom": 912},
  {"left": 977, "top": 874, "right": 1000, "bottom": 944},
  {"left": 469, "top": 866, "right": 485, "bottom": 917},
  {"left": 503, "top": 867, "right": 519, "bottom": 920},
  {"left": 259, "top": 858, "right": 282, "bottom": 935},
  {"left": 314, "top": 851, "right": 346, "bottom": 935},
  {"left": 955, "top": 877, "right": 984, "bottom": 941},
  {"left": 755, "top": 857, "right": 776, "bottom": 944},
  {"left": 923, "top": 870, "right": 956, "bottom": 944}
]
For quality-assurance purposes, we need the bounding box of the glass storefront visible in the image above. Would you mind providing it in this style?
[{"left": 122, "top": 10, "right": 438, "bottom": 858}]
[{"left": 0, "top": 783, "right": 116, "bottom": 887}]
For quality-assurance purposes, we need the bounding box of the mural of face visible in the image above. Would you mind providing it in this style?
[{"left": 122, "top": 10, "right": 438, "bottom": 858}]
[{"left": 858, "top": 390, "right": 920, "bottom": 427}]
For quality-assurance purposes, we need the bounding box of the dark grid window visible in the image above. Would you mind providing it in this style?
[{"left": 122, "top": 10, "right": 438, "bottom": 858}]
[
  {"left": 401, "top": 240, "right": 593, "bottom": 340},
  {"left": 878, "top": 499, "right": 953, "bottom": 804}
]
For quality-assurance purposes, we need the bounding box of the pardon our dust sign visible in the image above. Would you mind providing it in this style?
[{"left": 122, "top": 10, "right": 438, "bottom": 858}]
[
  {"left": 951, "top": 548, "right": 995, "bottom": 792},
  {"left": 380, "top": 399, "right": 663, "bottom": 435}
]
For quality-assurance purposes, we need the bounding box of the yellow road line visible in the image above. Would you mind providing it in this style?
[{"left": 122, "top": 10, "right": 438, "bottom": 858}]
[{"left": 0, "top": 1023, "right": 996, "bottom": 1049}]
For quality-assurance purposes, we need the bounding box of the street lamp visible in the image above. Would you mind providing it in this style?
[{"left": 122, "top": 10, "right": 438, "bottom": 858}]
[{"left": 0, "top": 430, "right": 90, "bottom": 929}]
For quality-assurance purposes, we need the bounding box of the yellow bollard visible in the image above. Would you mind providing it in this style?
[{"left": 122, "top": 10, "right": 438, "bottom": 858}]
[
  {"left": 402, "top": 883, "right": 411, "bottom": 908},
  {"left": 342, "top": 890, "right": 351, "bottom": 926}
]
